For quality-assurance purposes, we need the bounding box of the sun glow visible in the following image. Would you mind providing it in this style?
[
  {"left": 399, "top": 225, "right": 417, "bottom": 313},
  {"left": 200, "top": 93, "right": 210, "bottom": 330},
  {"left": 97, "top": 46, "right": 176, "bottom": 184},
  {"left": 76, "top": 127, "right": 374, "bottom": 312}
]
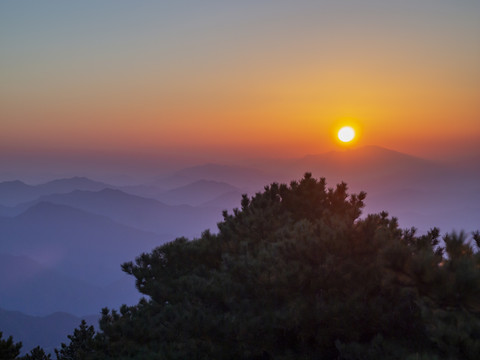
[{"left": 338, "top": 126, "right": 355, "bottom": 143}]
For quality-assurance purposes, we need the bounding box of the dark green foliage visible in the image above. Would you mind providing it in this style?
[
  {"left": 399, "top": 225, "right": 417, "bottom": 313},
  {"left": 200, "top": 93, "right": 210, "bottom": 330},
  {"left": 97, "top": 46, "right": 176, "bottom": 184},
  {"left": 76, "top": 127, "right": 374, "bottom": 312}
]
[
  {"left": 0, "top": 331, "right": 22, "bottom": 359},
  {"left": 61, "top": 174, "right": 480, "bottom": 359},
  {"left": 0, "top": 332, "right": 52, "bottom": 360},
  {"left": 55, "top": 320, "right": 96, "bottom": 360},
  {"left": 23, "top": 346, "right": 51, "bottom": 360}
]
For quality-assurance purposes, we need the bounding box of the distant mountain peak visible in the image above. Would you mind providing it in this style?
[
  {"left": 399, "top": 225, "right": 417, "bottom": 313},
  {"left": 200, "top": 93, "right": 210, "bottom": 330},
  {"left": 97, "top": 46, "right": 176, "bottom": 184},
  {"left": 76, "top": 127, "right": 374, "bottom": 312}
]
[
  {"left": 0, "top": 179, "right": 30, "bottom": 187},
  {"left": 154, "top": 162, "right": 268, "bottom": 191},
  {"left": 347, "top": 145, "right": 419, "bottom": 157}
]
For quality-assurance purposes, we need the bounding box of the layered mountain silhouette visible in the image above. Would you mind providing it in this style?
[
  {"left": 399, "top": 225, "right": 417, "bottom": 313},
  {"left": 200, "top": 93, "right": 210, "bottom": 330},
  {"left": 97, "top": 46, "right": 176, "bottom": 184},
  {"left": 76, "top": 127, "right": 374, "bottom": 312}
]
[
  {"left": 248, "top": 146, "right": 479, "bottom": 232},
  {"left": 200, "top": 190, "right": 244, "bottom": 209},
  {"left": 0, "top": 177, "right": 111, "bottom": 206},
  {"left": 156, "top": 180, "right": 241, "bottom": 206},
  {"left": 0, "top": 307, "right": 99, "bottom": 355},
  {"left": 1, "top": 145, "right": 478, "bottom": 352},
  {"left": 11, "top": 188, "right": 223, "bottom": 237},
  {"left": 154, "top": 163, "right": 270, "bottom": 190},
  {"left": 270, "top": 146, "right": 445, "bottom": 191}
]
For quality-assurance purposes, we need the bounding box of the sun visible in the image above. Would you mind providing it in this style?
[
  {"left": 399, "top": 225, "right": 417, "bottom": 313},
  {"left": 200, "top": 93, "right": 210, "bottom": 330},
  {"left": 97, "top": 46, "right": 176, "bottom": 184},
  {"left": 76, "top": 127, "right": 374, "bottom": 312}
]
[{"left": 338, "top": 126, "right": 355, "bottom": 143}]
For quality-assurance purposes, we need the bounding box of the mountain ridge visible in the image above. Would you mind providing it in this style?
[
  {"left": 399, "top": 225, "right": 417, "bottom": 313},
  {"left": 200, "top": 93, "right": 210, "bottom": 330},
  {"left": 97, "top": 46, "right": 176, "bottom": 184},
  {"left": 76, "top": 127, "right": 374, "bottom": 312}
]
[
  {"left": 11, "top": 188, "right": 222, "bottom": 237},
  {"left": 157, "top": 179, "right": 241, "bottom": 206},
  {"left": 0, "top": 306, "right": 99, "bottom": 355},
  {"left": 0, "top": 176, "right": 113, "bottom": 206}
]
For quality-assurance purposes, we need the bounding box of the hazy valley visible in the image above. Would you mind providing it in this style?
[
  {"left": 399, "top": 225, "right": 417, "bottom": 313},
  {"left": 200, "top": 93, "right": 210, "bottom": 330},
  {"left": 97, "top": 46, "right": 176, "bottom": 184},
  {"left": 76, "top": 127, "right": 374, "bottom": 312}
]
[{"left": 1, "top": 145, "right": 479, "bottom": 353}]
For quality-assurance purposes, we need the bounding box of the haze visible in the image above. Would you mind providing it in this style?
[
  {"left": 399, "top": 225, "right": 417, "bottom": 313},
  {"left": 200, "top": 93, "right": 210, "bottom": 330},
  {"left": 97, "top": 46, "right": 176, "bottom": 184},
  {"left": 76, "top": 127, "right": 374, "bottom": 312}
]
[
  {"left": 1, "top": 0, "right": 479, "bottom": 170},
  {"left": 0, "top": 1, "right": 479, "bottom": 354}
]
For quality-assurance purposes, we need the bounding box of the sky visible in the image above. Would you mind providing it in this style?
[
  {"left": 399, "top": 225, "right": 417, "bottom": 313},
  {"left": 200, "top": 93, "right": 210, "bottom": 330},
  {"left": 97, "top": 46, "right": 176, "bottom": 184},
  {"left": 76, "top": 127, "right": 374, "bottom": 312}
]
[{"left": 1, "top": 0, "right": 479, "bottom": 172}]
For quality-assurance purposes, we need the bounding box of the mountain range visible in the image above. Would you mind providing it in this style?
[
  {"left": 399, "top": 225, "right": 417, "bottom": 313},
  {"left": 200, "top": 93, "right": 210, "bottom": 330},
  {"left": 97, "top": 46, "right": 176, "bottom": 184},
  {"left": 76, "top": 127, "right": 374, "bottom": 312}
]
[
  {"left": 252, "top": 146, "right": 479, "bottom": 232},
  {"left": 0, "top": 177, "right": 111, "bottom": 207},
  {"left": 0, "top": 307, "right": 99, "bottom": 355},
  {"left": 0, "top": 145, "right": 478, "bottom": 352},
  {"left": 153, "top": 163, "right": 270, "bottom": 191},
  {"left": 8, "top": 188, "right": 223, "bottom": 238},
  {"left": 155, "top": 179, "right": 241, "bottom": 206}
]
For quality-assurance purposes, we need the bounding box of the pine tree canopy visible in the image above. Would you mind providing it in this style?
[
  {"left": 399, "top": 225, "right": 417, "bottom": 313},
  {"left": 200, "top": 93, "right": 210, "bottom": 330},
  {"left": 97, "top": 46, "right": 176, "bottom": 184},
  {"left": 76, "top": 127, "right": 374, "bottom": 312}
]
[
  {"left": 49, "top": 174, "right": 480, "bottom": 358},
  {"left": 0, "top": 331, "right": 22, "bottom": 359}
]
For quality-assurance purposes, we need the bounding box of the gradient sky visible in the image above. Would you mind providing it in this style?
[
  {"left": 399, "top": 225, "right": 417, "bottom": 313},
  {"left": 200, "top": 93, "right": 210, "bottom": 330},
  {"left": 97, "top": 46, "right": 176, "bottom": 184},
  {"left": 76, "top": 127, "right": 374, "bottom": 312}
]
[{"left": 1, "top": 0, "right": 479, "bottom": 163}]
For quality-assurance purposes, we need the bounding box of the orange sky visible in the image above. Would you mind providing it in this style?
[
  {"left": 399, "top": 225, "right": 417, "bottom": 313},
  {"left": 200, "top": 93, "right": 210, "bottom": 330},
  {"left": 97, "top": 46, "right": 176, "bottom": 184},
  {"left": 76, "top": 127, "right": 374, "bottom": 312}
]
[{"left": 1, "top": 1, "right": 479, "bottom": 161}]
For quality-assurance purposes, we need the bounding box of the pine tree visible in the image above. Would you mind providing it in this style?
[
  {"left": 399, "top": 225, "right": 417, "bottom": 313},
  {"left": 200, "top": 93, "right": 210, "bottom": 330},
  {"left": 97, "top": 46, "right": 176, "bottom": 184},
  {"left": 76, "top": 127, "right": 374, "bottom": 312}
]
[
  {"left": 23, "top": 346, "right": 51, "bottom": 360},
  {"left": 0, "top": 331, "right": 22, "bottom": 359},
  {"left": 61, "top": 174, "right": 480, "bottom": 359},
  {"left": 55, "top": 320, "right": 96, "bottom": 360}
]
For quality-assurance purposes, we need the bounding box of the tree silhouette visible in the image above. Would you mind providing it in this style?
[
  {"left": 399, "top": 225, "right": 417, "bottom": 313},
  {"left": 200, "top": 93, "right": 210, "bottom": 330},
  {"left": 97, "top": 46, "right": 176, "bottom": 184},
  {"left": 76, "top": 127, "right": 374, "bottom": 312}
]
[
  {"left": 60, "top": 174, "right": 480, "bottom": 359},
  {"left": 23, "top": 346, "right": 51, "bottom": 360},
  {"left": 55, "top": 320, "right": 95, "bottom": 360},
  {"left": 0, "top": 331, "right": 22, "bottom": 359}
]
